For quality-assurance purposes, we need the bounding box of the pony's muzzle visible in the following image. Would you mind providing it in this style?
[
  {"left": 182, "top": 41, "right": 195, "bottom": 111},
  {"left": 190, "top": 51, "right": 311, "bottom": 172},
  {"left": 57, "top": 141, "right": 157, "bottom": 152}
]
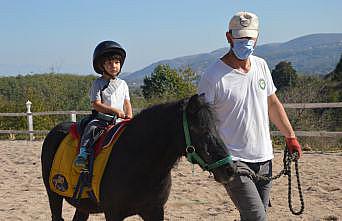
[{"left": 211, "top": 161, "right": 236, "bottom": 184}]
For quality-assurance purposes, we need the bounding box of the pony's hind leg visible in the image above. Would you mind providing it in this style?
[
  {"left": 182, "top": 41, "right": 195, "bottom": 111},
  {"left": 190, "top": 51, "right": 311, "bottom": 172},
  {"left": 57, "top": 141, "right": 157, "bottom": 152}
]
[
  {"left": 72, "top": 209, "right": 89, "bottom": 221},
  {"left": 47, "top": 190, "right": 64, "bottom": 221}
]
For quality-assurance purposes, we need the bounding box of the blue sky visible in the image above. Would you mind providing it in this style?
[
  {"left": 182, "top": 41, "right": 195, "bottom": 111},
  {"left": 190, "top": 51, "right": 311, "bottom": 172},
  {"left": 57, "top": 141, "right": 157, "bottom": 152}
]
[{"left": 1, "top": 0, "right": 341, "bottom": 75}]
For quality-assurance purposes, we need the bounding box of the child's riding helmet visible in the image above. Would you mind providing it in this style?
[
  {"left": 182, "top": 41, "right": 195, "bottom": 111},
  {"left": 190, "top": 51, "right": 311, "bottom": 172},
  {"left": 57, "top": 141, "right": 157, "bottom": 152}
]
[{"left": 93, "top": 40, "right": 126, "bottom": 74}]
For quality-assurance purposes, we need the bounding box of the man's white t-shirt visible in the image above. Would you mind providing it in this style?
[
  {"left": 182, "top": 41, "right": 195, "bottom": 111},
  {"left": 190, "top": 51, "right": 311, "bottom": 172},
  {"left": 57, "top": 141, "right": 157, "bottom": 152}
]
[
  {"left": 89, "top": 77, "right": 130, "bottom": 111},
  {"left": 198, "top": 55, "right": 277, "bottom": 163}
]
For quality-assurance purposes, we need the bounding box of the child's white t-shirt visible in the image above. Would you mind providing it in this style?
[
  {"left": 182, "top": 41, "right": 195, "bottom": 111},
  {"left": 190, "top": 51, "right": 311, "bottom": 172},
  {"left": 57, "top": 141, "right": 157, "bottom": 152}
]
[
  {"left": 89, "top": 77, "right": 130, "bottom": 111},
  {"left": 198, "top": 55, "right": 277, "bottom": 162}
]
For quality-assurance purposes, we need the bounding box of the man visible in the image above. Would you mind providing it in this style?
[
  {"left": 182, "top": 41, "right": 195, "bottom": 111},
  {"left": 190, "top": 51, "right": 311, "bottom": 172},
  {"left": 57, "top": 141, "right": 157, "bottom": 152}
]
[{"left": 198, "top": 11, "right": 302, "bottom": 220}]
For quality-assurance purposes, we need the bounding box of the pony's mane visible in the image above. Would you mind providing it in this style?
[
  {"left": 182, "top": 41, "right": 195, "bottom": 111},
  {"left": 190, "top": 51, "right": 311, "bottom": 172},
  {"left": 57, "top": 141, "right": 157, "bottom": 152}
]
[
  {"left": 123, "top": 99, "right": 186, "bottom": 172},
  {"left": 132, "top": 99, "right": 184, "bottom": 124},
  {"left": 196, "top": 101, "right": 217, "bottom": 130},
  {"left": 186, "top": 95, "right": 218, "bottom": 134},
  {"left": 130, "top": 96, "right": 217, "bottom": 131}
]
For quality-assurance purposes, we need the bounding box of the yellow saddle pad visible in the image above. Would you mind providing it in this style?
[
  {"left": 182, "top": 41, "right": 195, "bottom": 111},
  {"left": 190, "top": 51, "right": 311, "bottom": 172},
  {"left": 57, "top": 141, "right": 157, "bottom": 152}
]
[{"left": 49, "top": 122, "right": 127, "bottom": 202}]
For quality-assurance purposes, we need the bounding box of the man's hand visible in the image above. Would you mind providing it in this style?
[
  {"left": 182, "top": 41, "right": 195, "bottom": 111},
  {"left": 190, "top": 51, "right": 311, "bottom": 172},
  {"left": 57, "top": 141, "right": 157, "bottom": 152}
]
[{"left": 285, "top": 137, "right": 302, "bottom": 159}]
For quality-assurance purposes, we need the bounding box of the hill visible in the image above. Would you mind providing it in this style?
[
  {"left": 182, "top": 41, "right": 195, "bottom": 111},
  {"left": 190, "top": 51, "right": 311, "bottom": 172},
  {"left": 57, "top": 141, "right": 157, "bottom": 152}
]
[{"left": 123, "top": 33, "right": 342, "bottom": 84}]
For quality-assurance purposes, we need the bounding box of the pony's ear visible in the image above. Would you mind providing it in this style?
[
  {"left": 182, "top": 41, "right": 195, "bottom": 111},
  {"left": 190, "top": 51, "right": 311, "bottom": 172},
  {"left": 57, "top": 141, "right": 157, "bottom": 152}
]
[
  {"left": 198, "top": 93, "right": 206, "bottom": 101},
  {"left": 187, "top": 94, "right": 204, "bottom": 114}
]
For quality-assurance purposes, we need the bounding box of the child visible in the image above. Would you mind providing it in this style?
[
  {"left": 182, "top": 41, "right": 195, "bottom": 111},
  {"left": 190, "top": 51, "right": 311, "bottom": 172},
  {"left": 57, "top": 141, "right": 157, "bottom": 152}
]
[{"left": 74, "top": 40, "right": 133, "bottom": 168}]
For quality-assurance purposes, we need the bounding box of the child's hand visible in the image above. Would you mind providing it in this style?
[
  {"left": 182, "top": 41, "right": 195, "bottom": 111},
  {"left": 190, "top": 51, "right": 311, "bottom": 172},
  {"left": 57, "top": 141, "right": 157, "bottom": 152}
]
[
  {"left": 123, "top": 114, "right": 132, "bottom": 119},
  {"left": 116, "top": 110, "right": 126, "bottom": 118}
]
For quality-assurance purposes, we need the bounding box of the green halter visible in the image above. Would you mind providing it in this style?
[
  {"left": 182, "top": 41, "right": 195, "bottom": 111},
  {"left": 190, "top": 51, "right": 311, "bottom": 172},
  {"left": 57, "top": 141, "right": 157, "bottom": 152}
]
[{"left": 182, "top": 110, "right": 232, "bottom": 171}]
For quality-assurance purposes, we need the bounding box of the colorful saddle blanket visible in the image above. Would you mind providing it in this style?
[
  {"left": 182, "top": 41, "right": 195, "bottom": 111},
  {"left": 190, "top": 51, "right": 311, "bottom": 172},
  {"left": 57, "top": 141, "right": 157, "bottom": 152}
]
[{"left": 49, "top": 120, "right": 129, "bottom": 202}]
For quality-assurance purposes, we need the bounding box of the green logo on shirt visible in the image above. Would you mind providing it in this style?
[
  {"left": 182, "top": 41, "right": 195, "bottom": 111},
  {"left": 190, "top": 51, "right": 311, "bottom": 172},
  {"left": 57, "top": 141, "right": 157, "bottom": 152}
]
[{"left": 258, "top": 79, "right": 266, "bottom": 90}]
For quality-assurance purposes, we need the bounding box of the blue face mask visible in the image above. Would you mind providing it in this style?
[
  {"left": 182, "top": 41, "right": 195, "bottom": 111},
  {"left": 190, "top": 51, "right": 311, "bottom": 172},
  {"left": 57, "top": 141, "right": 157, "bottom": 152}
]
[{"left": 231, "top": 39, "right": 255, "bottom": 60}]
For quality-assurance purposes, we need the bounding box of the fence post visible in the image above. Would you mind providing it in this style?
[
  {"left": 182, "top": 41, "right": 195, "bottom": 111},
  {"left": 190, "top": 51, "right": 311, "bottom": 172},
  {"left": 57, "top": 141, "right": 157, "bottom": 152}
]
[
  {"left": 26, "top": 100, "right": 34, "bottom": 141},
  {"left": 70, "top": 111, "right": 77, "bottom": 122}
]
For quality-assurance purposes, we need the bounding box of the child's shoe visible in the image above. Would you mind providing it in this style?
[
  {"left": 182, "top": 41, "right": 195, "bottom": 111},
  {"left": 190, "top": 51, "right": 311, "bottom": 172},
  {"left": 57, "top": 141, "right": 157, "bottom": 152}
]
[{"left": 74, "top": 146, "right": 88, "bottom": 168}]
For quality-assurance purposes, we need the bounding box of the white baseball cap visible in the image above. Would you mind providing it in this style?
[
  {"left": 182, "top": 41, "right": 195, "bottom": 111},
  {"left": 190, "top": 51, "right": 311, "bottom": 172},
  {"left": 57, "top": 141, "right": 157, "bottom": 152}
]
[{"left": 229, "top": 11, "right": 259, "bottom": 38}]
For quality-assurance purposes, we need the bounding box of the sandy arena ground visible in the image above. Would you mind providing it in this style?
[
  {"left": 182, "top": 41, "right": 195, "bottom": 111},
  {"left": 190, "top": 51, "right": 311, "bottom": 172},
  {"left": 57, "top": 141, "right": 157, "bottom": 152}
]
[{"left": 0, "top": 140, "right": 341, "bottom": 221}]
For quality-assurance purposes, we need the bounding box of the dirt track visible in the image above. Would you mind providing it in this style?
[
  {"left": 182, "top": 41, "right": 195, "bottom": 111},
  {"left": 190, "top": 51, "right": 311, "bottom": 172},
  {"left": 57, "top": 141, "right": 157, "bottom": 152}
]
[{"left": 0, "top": 140, "right": 341, "bottom": 220}]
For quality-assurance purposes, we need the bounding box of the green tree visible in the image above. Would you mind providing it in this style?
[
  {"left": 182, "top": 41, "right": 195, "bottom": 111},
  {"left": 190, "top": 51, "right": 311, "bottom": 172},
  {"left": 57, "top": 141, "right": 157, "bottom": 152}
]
[
  {"left": 141, "top": 64, "right": 196, "bottom": 101},
  {"left": 271, "top": 61, "right": 298, "bottom": 90},
  {"left": 324, "top": 53, "right": 342, "bottom": 82},
  {"left": 0, "top": 73, "right": 95, "bottom": 134},
  {"left": 323, "top": 53, "right": 342, "bottom": 102},
  {"left": 177, "top": 66, "right": 198, "bottom": 97}
]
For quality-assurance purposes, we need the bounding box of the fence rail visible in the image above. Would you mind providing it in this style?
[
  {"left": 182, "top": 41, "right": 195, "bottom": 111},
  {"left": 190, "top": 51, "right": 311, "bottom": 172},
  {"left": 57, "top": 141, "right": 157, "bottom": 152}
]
[
  {"left": 284, "top": 102, "right": 342, "bottom": 109},
  {"left": 0, "top": 110, "right": 91, "bottom": 117},
  {"left": 0, "top": 101, "right": 341, "bottom": 140}
]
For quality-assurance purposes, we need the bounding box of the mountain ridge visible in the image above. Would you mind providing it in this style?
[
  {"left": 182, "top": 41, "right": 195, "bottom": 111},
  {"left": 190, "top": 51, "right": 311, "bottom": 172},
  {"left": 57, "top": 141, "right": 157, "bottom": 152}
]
[{"left": 123, "top": 33, "right": 342, "bottom": 84}]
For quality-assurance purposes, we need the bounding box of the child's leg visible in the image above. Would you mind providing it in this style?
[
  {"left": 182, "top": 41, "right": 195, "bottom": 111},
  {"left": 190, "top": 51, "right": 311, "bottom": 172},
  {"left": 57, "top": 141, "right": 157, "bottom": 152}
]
[
  {"left": 74, "top": 119, "right": 102, "bottom": 167},
  {"left": 74, "top": 119, "right": 108, "bottom": 167}
]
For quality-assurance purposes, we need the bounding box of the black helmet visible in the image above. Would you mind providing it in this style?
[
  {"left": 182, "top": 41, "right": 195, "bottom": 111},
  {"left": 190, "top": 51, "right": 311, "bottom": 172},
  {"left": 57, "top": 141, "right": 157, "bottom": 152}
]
[{"left": 93, "top": 40, "right": 126, "bottom": 74}]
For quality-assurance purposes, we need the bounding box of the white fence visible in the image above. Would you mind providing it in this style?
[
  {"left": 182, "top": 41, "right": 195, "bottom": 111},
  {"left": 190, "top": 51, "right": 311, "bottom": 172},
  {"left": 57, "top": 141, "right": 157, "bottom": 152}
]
[{"left": 0, "top": 100, "right": 341, "bottom": 140}]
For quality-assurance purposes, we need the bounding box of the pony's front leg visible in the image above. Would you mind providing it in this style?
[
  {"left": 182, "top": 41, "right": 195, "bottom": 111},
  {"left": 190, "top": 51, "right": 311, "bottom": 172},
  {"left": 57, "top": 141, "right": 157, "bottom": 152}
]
[
  {"left": 139, "top": 206, "right": 164, "bottom": 221},
  {"left": 72, "top": 209, "right": 89, "bottom": 221},
  {"left": 104, "top": 209, "right": 125, "bottom": 221}
]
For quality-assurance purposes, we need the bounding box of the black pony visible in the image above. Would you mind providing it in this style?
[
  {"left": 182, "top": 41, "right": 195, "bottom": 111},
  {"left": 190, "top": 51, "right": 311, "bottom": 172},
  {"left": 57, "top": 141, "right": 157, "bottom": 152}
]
[{"left": 41, "top": 94, "right": 235, "bottom": 221}]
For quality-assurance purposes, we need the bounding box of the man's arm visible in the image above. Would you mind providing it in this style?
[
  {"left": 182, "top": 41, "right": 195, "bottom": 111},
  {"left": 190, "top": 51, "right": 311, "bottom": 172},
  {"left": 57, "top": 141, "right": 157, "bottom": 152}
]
[
  {"left": 268, "top": 93, "right": 302, "bottom": 158},
  {"left": 268, "top": 94, "right": 295, "bottom": 138}
]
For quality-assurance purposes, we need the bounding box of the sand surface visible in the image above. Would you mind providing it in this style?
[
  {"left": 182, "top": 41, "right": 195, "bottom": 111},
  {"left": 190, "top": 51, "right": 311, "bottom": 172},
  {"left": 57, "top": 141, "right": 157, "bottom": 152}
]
[{"left": 0, "top": 140, "right": 341, "bottom": 221}]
